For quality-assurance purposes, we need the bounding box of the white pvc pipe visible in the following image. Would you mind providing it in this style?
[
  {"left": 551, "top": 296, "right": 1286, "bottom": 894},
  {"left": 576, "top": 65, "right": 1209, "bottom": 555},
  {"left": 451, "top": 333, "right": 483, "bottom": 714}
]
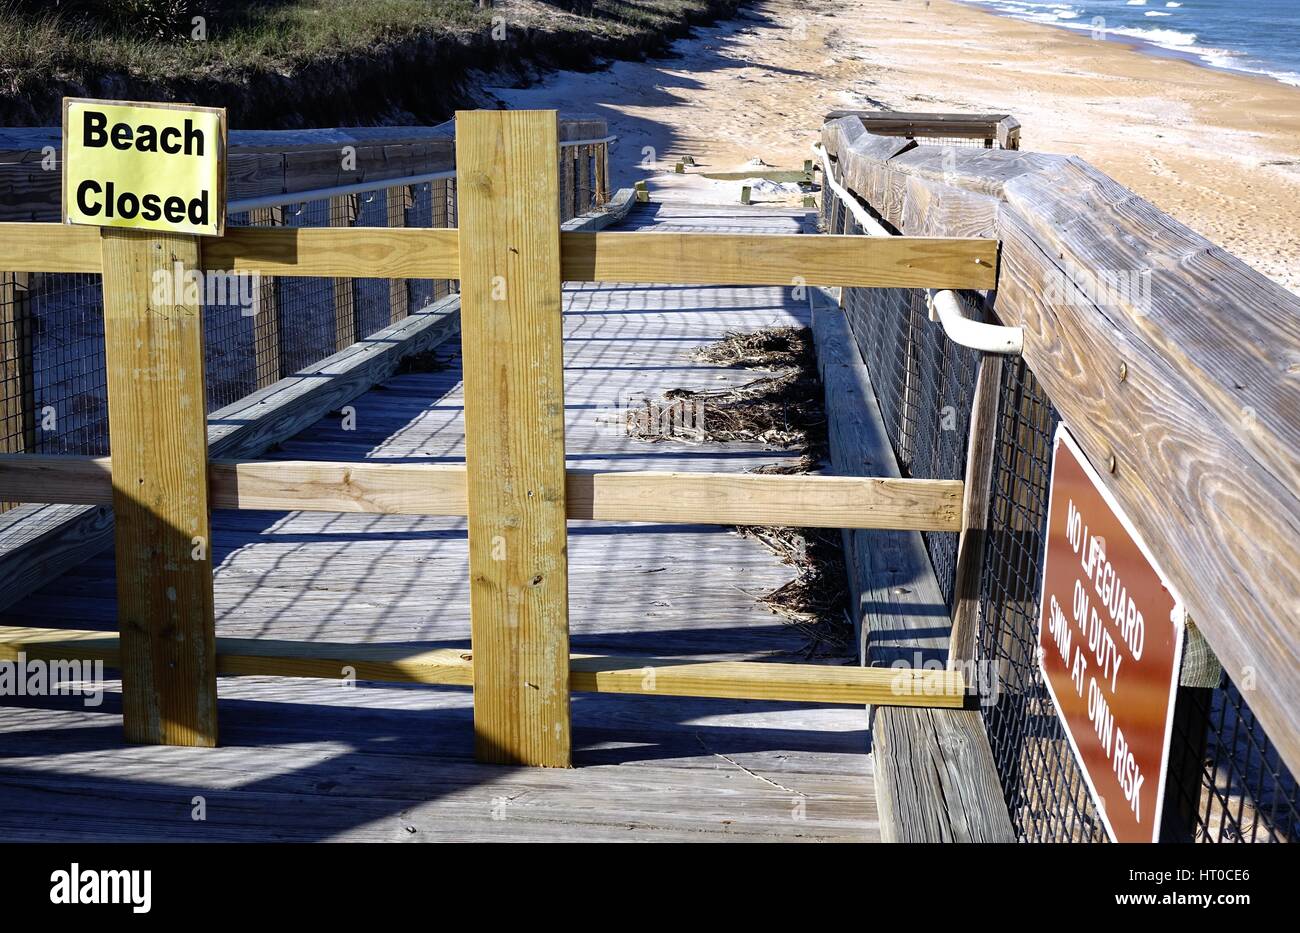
[
  {"left": 927, "top": 288, "right": 1023, "bottom": 355},
  {"left": 228, "top": 170, "right": 457, "bottom": 214},
  {"left": 812, "top": 144, "right": 1022, "bottom": 356},
  {"left": 227, "top": 135, "right": 618, "bottom": 214},
  {"left": 559, "top": 135, "right": 617, "bottom": 148}
]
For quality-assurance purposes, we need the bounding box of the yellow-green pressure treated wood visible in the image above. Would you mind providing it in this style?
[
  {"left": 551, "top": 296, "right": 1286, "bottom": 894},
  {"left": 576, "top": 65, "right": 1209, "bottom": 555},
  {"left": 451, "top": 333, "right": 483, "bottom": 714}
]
[
  {"left": 0, "top": 223, "right": 998, "bottom": 291},
  {"left": 456, "top": 109, "right": 573, "bottom": 767},
  {"left": 0, "top": 626, "right": 967, "bottom": 708},
  {"left": 99, "top": 228, "right": 218, "bottom": 747},
  {"left": 0, "top": 455, "right": 965, "bottom": 531}
]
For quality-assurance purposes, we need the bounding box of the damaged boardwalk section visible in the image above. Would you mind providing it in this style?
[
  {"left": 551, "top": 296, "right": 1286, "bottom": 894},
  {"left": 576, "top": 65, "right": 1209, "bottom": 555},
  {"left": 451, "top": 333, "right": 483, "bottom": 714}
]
[{"left": 0, "top": 194, "right": 885, "bottom": 842}]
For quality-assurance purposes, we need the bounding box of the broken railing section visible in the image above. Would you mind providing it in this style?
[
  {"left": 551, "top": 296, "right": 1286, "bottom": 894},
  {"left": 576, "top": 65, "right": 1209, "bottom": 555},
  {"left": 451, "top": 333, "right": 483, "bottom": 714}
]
[{"left": 0, "top": 109, "right": 999, "bottom": 765}]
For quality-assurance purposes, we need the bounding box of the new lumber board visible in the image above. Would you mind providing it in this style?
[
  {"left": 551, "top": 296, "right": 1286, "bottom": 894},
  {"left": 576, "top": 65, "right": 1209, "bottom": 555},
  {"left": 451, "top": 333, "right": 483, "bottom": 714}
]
[{"left": 0, "top": 625, "right": 965, "bottom": 707}]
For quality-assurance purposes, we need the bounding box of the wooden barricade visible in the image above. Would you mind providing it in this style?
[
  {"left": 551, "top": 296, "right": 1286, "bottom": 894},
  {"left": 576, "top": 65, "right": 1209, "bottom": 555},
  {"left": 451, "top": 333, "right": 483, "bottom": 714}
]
[{"left": 0, "top": 110, "right": 1000, "bottom": 765}]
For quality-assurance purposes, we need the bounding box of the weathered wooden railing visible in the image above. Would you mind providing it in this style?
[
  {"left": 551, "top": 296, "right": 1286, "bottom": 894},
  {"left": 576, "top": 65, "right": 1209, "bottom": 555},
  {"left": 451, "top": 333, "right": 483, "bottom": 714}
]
[
  {"left": 823, "top": 110, "right": 1021, "bottom": 150},
  {"left": 0, "top": 109, "right": 996, "bottom": 766},
  {"left": 820, "top": 113, "right": 1300, "bottom": 842}
]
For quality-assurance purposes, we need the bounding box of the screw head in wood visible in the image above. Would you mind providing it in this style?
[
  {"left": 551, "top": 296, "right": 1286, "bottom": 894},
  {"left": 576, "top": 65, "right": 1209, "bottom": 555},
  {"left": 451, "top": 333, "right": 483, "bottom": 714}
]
[
  {"left": 1107, "top": 454, "right": 1117, "bottom": 474},
  {"left": 1118, "top": 361, "right": 1128, "bottom": 382}
]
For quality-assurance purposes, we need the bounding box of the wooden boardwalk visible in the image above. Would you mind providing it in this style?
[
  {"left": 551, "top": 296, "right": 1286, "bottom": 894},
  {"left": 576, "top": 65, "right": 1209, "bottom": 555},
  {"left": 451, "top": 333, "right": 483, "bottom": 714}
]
[{"left": 0, "top": 200, "right": 878, "bottom": 842}]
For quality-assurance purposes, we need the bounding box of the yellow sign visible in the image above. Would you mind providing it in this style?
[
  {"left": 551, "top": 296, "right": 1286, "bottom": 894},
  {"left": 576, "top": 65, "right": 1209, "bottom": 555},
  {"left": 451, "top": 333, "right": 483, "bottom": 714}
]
[{"left": 62, "top": 98, "right": 227, "bottom": 236}]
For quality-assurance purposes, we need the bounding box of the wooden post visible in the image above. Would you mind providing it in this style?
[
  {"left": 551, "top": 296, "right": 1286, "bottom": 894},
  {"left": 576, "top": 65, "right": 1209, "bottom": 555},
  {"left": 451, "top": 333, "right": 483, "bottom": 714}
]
[
  {"left": 386, "top": 184, "right": 410, "bottom": 324},
  {"left": 329, "top": 194, "right": 357, "bottom": 349},
  {"left": 247, "top": 208, "right": 281, "bottom": 388},
  {"left": 431, "top": 179, "right": 450, "bottom": 301},
  {"left": 0, "top": 272, "right": 35, "bottom": 451},
  {"left": 100, "top": 228, "right": 217, "bottom": 747},
  {"left": 0, "top": 271, "right": 34, "bottom": 514},
  {"left": 560, "top": 145, "right": 576, "bottom": 221},
  {"left": 455, "top": 110, "right": 571, "bottom": 767},
  {"left": 576, "top": 145, "right": 593, "bottom": 213},
  {"left": 948, "top": 354, "right": 1003, "bottom": 662},
  {"left": 595, "top": 143, "right": 609, "bottom": 207}
]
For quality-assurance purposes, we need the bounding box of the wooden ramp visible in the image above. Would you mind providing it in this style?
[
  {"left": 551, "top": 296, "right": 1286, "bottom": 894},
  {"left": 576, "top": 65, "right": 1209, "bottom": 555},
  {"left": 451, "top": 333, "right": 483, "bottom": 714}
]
[{"left": 0, "top": 201, "right": 879, "bottom": 842}]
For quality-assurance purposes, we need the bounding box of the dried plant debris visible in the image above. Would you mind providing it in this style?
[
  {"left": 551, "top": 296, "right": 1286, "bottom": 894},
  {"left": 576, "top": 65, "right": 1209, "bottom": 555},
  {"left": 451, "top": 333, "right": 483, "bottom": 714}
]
[
  {"left": 738, "top": 526, "right": 852, "bottom": 660},
  {"left": 692, "top": 326, "right": 814, "bottom": 369},
  {"left": 626, "top": 325, "right": 853, "bottom": 659},
  {"left": 626, "top": 326, "right": 828, "bottom": 466}
]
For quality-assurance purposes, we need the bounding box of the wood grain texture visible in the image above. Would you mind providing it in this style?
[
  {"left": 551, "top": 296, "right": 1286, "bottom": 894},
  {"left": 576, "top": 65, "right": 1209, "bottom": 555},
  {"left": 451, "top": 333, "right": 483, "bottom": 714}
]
[
  {"left": 99, "top": 228, "right": 217, "bottom": 747},
  {"left": 561, "top": 231, "right": 997, "bottom": 290},
  {"left": 0, "top": 200, "right": 878, "bottom": 844},
  {"left": 0, "top": 272, "right": 33, "bottom": 463},
  {"left": 456, "top": 109, "right": 571, "bottom": 767},
  {"left": 0, "top": 293, "right": 458, "bottom": 615},
  {"left": 812, "top": 298, "right": 949, "bottom": 669},
  {"left": 201, "top": 226, "right": 460, "bottom": 279},
  {"left": 0, "top": 625, "right": 964, "bottom": 707},
  {"left": 0, "top": 223, "right": 995, "bottom": 289},
  {"left": 0, "top": 121, "right": 596, "bottom": 221},
  {"left": 824, "top": 121, "right": 1300, "bottom": 775},
  {"left": 823, "top": 111, "right": 1013, "bottom": 140},
  {"left": 0, "top": 455, "right": 963, "bottom": 530},
  {"left": 595, "top": 144, "right": 609, "bottom": 205},
  {"left": 0, "top": 222, "right": 101, "bottom": 272},
  {"left": 0, "top": 502, "right": 113, "bottom": 609},
  {"left": 874, "top": 708, "right": 1015, "bottom": 842}
]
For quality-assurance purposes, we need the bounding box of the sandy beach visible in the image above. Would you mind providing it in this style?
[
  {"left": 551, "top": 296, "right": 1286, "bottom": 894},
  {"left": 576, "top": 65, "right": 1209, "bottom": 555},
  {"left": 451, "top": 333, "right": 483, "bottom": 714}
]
[{"left": 490, "top": 0, "right": 1300, "bottom": 293}]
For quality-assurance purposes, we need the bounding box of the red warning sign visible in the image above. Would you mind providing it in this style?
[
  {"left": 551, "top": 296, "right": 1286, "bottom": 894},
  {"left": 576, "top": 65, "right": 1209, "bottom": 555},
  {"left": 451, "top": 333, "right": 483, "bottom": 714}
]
[{"left": 1038, "top": 427, "right": 1185, "bottom": 843}]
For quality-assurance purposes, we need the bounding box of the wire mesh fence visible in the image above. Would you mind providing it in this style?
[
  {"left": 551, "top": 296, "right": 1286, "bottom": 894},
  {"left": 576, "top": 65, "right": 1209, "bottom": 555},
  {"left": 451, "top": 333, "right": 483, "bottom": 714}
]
[
  {"left": 1, "top": 272, "right": 108, "bottom": 461},
  {"left": 822, "top": 178, "right": 1298, "bottom": 843},
  {"left": 0, "top": 140, "right": 609, "bottom": 516}
]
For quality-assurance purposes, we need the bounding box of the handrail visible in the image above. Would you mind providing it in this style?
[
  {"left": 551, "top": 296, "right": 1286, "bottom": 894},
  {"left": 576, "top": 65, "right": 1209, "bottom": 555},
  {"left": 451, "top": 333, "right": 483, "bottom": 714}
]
[
  {"left": 228, "top": 169, "right": 457, "bottom": 215},
  {"left": 226, "top": 134, "right": 618, "bottom": 214},
  {"left": 812, "top": 144, "right": 1022, "bottom": 356},
  {"left": 559, "top": 134, "right": 617, "bottom": 148}
]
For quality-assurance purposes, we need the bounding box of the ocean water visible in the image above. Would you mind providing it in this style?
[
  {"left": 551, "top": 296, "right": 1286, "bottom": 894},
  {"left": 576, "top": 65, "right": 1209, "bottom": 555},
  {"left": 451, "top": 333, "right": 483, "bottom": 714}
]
[{"left": 955, "top": 0, "right": 1300, "bottom": 87}]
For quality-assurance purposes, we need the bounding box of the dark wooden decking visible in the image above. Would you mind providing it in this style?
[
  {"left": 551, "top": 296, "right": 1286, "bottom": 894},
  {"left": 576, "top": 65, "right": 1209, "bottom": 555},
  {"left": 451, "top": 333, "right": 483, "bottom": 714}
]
[{"left": 0, "top": 200, "right": 878, "bottom": 842}]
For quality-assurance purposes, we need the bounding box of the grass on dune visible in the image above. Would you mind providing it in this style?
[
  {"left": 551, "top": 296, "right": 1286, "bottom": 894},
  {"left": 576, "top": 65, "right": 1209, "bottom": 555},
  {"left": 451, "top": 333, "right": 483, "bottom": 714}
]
[{"left": 0, "top": 0, "right": 719, "bottom": 91}]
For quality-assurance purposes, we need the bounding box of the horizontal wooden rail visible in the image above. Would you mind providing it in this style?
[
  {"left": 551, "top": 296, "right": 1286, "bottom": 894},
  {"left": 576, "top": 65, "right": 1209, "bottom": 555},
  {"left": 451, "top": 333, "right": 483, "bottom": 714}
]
[
  {"left": 1, "top": 224, "right": 462, "bottom": 279},
  {"left": 207, "top": 227, "right": 460, "bottom": 279},
  {"left": 0, "top": 625, "right": 967, "bottom": 707},
  {"left": 560, "top": 232, "right": 997, "bottom": 289},
  {"left": 0, "top": 223, "right": 998, "bottom": 290},
  {"left": 0, "top": 455, "right": 964, "bottom": 531}
]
